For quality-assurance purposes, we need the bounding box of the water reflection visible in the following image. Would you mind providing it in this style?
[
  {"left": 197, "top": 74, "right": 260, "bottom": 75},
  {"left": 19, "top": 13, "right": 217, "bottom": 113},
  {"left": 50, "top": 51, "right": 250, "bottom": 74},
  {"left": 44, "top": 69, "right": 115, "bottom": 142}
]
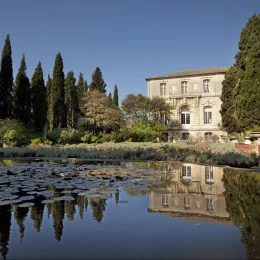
[
  {"left": 0, "top": 161, "right": 259, "bottom": 259},
  {"left": 149, "top": 163, "right": 229, "bottom": 222},
  {"left": 223, "top": 169, "right": 260, "bottom": 259}
]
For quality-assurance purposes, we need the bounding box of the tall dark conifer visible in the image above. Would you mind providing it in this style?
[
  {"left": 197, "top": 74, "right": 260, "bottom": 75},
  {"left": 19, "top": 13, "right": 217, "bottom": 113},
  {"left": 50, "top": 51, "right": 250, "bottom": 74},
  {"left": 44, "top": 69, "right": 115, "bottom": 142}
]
[
  {"left": 89, "top": 67, "right": 106, "bottom": 93},
  {"left": 220, "top": 66, "right": 241, "bottom": 133},
  {"left": 0, "top": 34, "right": 13, "bottom": 119},
  {"left": 50, "top": 53, "right": 65, "bottom": 130},
  {"left": 77, "top": 72, "right": 84, "bottom": 110},
  {"left": 46, "top": 74, "right": 52, "bottom": 127},
  {"left": 31, "top": 62, "right": 47, "bottom": 130},
  {"left": 112, "top": 84, "right": 119, "bottom": 107},
  {"left": 65, "top": 71, "right": 78, "bottom": 128},
  {"left": 234, "top": 14, "right": 260, "bottom": 130},
  {"left": 84, "top": 80, "right": 88, "bottom": 92},
  {"left": 12, "top": 55, "right": 31, "bottom": 124}
]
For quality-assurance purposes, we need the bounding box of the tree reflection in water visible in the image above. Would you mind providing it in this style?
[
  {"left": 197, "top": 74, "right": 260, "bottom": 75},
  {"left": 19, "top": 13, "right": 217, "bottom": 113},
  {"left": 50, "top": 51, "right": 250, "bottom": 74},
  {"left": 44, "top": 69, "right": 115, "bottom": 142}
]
[
  {"left": 0, "top": 205, "right": 11, "bottom": 260},
  {"left": 223, "top": 169, "right": 260, "bottom": 259},
  {"left": 1, "top": 165, "right": 260, "bottom": 259}
]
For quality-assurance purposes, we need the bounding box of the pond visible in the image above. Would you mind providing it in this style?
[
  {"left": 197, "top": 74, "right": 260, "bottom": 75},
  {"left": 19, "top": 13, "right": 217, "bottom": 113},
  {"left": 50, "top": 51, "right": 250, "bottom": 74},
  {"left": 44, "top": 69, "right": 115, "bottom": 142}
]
[{"left": 0, "top": 159, "right": 259, "bottom": 259}]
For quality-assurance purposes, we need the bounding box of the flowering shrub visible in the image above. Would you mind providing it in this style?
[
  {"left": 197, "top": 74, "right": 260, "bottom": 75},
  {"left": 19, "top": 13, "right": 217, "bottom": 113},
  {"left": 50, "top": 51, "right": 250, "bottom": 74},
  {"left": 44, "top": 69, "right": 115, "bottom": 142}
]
[{"left": 193, "top": 144, "right": 211, "bottom": 153}]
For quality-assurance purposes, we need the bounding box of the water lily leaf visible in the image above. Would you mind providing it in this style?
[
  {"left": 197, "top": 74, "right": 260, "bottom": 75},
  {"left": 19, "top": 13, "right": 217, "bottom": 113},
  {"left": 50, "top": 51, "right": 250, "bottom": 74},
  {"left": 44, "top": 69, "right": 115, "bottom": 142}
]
[{"left": 18, "top": 202, "right": 35, "bottom": 208}]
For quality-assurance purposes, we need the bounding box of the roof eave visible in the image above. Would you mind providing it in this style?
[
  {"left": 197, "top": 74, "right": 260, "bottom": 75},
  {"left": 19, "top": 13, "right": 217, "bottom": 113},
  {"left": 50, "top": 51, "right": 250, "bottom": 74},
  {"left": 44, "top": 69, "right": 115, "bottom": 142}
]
[{"left": 145, "top": 71, "right": 228, "bottom": 81}]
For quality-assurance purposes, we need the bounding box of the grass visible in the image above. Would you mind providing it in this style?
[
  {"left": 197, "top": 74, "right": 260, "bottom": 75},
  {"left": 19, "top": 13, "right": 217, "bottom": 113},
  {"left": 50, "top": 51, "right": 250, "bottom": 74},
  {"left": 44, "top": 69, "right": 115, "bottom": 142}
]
[{"left": 0, "top": 142, "right": 258, "bottom": 168}]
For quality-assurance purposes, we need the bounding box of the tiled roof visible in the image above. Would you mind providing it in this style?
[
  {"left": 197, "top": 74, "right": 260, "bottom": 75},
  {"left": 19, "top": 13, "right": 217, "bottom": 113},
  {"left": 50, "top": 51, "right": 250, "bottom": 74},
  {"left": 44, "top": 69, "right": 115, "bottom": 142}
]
[{"left": 146, "top": 67, "right": 229, "bottom": 81}]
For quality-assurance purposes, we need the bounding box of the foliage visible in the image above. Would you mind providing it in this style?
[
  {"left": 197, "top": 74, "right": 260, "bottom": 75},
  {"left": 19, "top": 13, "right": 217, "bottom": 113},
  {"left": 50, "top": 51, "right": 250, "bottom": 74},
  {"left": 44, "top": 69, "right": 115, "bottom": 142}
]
[
  {"left": 0, "top": 34, "right": 13, "bottom": 119},
  {"left": 3, "top": 130, "right": 19, "bottom": 146},
  {"left": 46, "top": 128, "right": 61, "bottom": 144},
  {"left": 0, "top": 144, "right": 257, "bottom": 168},
  {"left": 223, "top": 169, "right": 260, "bottom": 259},
  {"left": 234, "top": 14, "right": 260, "bottom": 131},
  {"left": 0, "top": 119, "right": 28, "bottom": 146},
  {"left": 31, "top": 61, "right": 47, "bottom": 130},
  {"left": 149, "top": 96, "right": 173, "bottom": 124},
  {"left": 220, "top": 66, "right": 241, "bottom": 133},
  {"left": 77, "top": 72, "right": 85, "bottom": 112},
  {"left": 12, "top": 55, "right": 31, "bottom": 124},
  {"left": 65, "top": 71, "right": 79, "bottom": 128},
  {"left": 121, "top": 93, "right": 150, "bottom": 122},
  {"left": 30, "top": 138, "right": 52, "bottom": 148},
  {"left": 46, "top": 74, "right": 52, "bottom": 127},
  {"left": 89, "top": 67, "right": 106, "bottom": 93},
  {"left": 58, "top": 129, "right": 82, "bottom": 144},
  {"left": 81, "top": 90, "right": 124, "bottom": 134},
  {"left": 112, "top": 84, "right": 119, "bottom": 107},
  {"left": 128, "top": 120, "right": 167, "bottom": 142},
  {"left": 50, "top": 52, "right": 66, "bottom": 130}
]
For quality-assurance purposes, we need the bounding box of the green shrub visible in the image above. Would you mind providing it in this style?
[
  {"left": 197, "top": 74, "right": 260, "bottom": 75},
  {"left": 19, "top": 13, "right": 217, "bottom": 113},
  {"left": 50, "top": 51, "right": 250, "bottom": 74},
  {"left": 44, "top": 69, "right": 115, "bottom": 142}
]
[
  {"left": 81, "top": 132, "right": 92, "bottom": 143},
  {"left": 30, "top": 138, "right": 42, "bottom": 148},
  {"left": 0, "top": 119, "right": 29, "bottom": 146},
  {"left": 58, "top": 129, "right": 82, "bottom": 145},
  {"left": 47, "top": 128, "right": 61, "bottom": 144},
  {"left": 3, "top": 130, "right": 19, "bottom": 146},
  {"left": 44, "top": 139, "right": 52, "bottom": 146}
]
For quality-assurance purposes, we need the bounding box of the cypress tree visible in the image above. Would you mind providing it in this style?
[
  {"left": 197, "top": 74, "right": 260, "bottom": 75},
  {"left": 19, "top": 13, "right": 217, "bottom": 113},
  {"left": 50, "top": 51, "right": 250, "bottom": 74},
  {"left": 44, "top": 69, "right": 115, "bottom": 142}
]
[
  {"left": 50, "top": 52, "right": 65, "bottom": 130},
  {"left": 89, "top": 67, "right": 106, "bottom": 93},
  {"left": 31, "top": 62, "right": 47, "bottom": 130},
  {"left": 220, "top": 66, "right": 241, "bottom": 134},
  {"left": 77, "top": 72, "right": 84, "bottom": 109},
  {"left": 0, "top": 34, "right": 13, "bottom": 119},
  {"left": 46, "top": 74, "right": 52, "bottom": 127},
  {"left": 108, "top": 92, "right": 112, "bottom": 104},
  {"left": 84, "top": 80, "right": 88, "bottom": 92},
  {"left": 65, "top": 71, "right": 78, "bottom": 128},
  {"left": 234, "top": 14, "right": 260, "bottom": 130},
  {"left": 112, "top": 84, "right": 119, "bottom": 107},
  {"left": 12, "top": 55, "right": 31, "bottom": 124}
]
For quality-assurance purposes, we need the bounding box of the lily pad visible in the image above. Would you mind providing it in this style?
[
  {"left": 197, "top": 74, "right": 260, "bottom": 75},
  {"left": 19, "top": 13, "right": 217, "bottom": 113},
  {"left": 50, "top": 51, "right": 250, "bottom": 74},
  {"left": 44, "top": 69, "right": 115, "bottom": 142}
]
[
  {"left": 18, "top": 202, "right": 35, "bottom": 208},
  {"left": 85, "top": 194, "right": 101, "bottom": 198},
  {"left": 2, "top": 195, "right": 19, "bottom": 200},
  {"left": 54, "top": 196, "right": 75, "bottom": 201},
  {"left": 41, "top": 199, "right": 55, "bottom": 204},
  {"left": 0, "top": 200, "right": 13, "bottom": 206},
  {"left": 19, "top": 196, "right": 35, "bottom": 201}
]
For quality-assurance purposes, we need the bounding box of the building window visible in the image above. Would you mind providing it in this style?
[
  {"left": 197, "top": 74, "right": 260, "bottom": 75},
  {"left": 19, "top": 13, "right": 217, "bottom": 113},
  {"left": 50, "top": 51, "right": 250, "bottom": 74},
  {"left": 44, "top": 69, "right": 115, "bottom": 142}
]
[
  {"left": 206, "top": 198, "right": 214, "bottom": 212},
  {"left": 184, "top": 196, "right": 190, "bottom": 210},
  {"left": 181, "top": 106, "right": 190, "bottom": 124},
  {"left": 204, "top": 79, "right": 210, "bottom": 92},
  {"left": 205, "top": 132, "right": 212, "bottom": 141},
  {"left": 162, "top": 194, "right": 169, "bottom": 207},
  {"left": 182, "top": 132, "right": 190, "bottom": 140},
  {"left": 160, "top": 83, "right": 166, "bottom": 96},
  {"left": 205, "top": 166, "right": 214, "bottom": 184},
  {"left": 204, "top": 106, "right": 212, "bottom": 124},
  {"left": 182, "top": 166, "right": 191, "bottom": 177},
  {"left": 181, "top": 81, "right": 188, "bottom": 94}
]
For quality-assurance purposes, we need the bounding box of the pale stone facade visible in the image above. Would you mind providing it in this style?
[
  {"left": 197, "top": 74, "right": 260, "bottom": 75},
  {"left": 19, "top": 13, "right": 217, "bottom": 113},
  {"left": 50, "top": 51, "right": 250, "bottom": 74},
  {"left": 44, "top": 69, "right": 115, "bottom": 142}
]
[
  {"left": 149, "top": 162, "right": 229, "bottom": 223},
  {"left": 146, "top": 68, "right": 229, "bottom": 141}
]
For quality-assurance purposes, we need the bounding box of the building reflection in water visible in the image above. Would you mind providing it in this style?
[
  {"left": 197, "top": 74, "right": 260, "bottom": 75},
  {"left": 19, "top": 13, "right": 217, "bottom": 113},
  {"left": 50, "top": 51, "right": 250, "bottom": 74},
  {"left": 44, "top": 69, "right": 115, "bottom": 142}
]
[{"left": 149, "top": 163, "right": 230, "bottom": 223}]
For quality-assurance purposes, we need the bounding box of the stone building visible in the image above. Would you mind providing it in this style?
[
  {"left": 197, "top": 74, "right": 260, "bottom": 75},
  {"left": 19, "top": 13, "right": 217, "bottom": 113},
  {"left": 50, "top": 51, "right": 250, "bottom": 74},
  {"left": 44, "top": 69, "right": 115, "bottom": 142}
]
[
  {"left": 146, "top": 68, "right": 229, "bottom": 141},
  {"left": 148, "top": 163, "right": 230, "bottom": 223}
]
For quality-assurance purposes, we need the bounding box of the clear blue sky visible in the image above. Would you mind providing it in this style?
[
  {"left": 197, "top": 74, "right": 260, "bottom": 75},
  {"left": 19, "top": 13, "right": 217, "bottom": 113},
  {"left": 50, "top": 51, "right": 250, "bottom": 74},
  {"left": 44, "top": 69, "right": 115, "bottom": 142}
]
[{"left": 0, "top": 0, "right": 259, "bottom": 103}]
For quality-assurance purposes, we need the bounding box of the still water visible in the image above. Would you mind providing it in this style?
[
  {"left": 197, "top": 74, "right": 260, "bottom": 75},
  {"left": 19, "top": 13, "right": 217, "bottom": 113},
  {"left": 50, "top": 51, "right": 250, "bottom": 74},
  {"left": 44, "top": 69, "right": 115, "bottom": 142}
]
[{"left": 0, "top": 160, "right": 258, "bottom": 259}]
